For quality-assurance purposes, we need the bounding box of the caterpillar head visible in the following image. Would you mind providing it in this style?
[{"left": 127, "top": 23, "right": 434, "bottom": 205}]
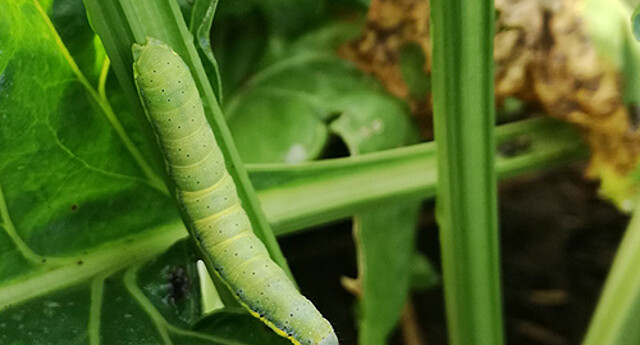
[
  {"left": 132, "top": 37, "right": 188, "bottom": 92},
  {"left": 132, "top": 37, "right": 198, "bottom": 133}
]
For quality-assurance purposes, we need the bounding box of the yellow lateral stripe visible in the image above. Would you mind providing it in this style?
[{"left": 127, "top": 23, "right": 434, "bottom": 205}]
[
  {"left": 204, "top": 229, "right": 253, "bottom": 255},
  {"left": 180, "top": 172, "right": 232, "bottom": 199},
  {"left": 167, "top": 142, "right": 217, "bottom": 169},
  {"left": 192, "top": 202, "right": 243, "bottom": 228},
  {"left": 224, "top": 253, "right": 272, "bottom": 282}
]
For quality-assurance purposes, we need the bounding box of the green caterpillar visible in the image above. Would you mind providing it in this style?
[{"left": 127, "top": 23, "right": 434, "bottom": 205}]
[{"left": 132, "top": 38, "right": 338, "bottom": 345}]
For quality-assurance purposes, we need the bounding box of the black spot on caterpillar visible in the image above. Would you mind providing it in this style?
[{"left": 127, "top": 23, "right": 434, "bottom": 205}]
[{"left": 132, "top": 38, "right": 337, "bottom": 345}]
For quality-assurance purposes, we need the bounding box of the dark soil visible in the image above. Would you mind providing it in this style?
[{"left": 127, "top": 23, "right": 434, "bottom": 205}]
[{"left": 278, "top": 164, "right": 629, "bottom": 345}]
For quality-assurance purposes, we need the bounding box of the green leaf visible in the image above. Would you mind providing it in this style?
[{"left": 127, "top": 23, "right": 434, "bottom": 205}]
[
  {"left": 330, "top": 90, "right": 419, "bottom": 155},
  {"left": 0, "top": 240, "right": 236, "bottom": 344},
  {"left": 0, "top": 0, "right": 176, "bottom": 288},
  {"left": 224, "top": 22, "right": 386, "bottom": 164},
  {"left": 212, "top": 3, "right": 361, "bottom": 95},
  {"left": 228, "top": 89, "right": 329, "bottom": 163},
  {"left": 351, "top": 203, "right": 421, "bottom": 345}
]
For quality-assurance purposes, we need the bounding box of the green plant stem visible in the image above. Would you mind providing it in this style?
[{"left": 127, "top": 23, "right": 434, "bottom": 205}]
[
  {"left": 582, "top": 204, "right": 640, "bottom": 345},
  {"left": 430, "top": 0, "right": 505, "bottom": 343},
  {"left": 256, "top": 117, "right": 585, "bottom": 235}
]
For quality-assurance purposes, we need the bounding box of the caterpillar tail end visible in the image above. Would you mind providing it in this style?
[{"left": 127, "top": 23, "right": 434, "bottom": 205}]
[{"left": 318, "top": 332, "right": 339, "bottom": 345}]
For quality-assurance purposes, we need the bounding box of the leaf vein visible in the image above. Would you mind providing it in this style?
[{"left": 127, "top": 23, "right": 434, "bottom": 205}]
[{"left": 31, "top": 0, "right": 168, "bottom": 196}]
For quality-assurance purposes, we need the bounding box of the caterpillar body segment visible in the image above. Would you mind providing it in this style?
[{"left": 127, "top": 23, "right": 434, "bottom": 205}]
[{"left": 132, "top": 38, "right": 337, "bottom": 345}]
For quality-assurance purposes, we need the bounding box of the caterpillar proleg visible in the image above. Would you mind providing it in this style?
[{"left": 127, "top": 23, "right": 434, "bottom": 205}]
[{"left": 132, "top": 38, "right": 338, "bottom": 345}]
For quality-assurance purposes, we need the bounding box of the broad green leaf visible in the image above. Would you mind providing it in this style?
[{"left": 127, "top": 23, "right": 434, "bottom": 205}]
[
  {"left": 330, "top": 90, "right": 419, "bottom": 154},
  {"left": 211, "top": 3, "right": 362, "bottom": 95},
  {"left": 329, "top": 82, "right": 422, "bottom": 345},
  {"left": 228, "top": 90, "right": 329, "bottom": 163},
  {"left": 0, "top": 240, "right": 219, "bottom": 344},
  {"left": 0, "top": 0, "right": 176, "bottom": 289},
  {"left": 224, "top": 23, "right": 388, "bottom": 164}
]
